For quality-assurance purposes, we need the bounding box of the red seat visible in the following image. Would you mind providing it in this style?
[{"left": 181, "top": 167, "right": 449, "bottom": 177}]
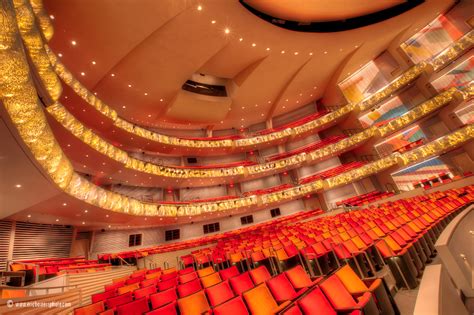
[
  {"left": 281, "top": 305, "right": 303, "bottom": 315},
  {"left": 91, "top": 290, "right": 117, "bottom": 303},
  {"left": 230, "top": 272, "right": 255, "bottom": 296},
  {"left": 298, "top": 287, "right": 337, "bottom": 315},
  {"left": 319, "top": 275, "right": 372, "bottom": 312},
  {"left": 134, "top": 284, "right": 157, "bottom": 300},
  {"left": 219, "top": 265, "right": 240, "bottom": 280},
  {"left": 267, "top": 273, "right": 308, "bottom": 303},
  {"left": 249, "top": 265, "right": 272, "bottom": 285},
  {"left": 116, "top": 297, "right": 150, "bottom": 315},
  {"left": 177, "top": 278, "right": 202, "bottom": 298},
  {"left": 178, "top": 271, "right": 198, "bottom": 284},
  {"left": 150, "top": 288, "right": 178, "bottom": 310},
  {"left": 140, "top": 277, "right": 159, "bottom": 288},
  {"left": 146, "top": 301, "right": 177, "bottom": 315},
  {"left": 158, "top": 278, "right": 178, "bottom": 291},
  {"left": 213, "top": 296, "right": 249, "bottom": 315},
  {"left": 178, "top": 266, "right": 195, "bottom": 275},
  {"left": 105, "top": 292, "right": 133, "bottom": 309},
  {"left": 205, "top": 280, "right": 235, "bottom": 306},
  {"left": 284, "top": 265, "right": 320, "bottom": 290},
  {"left": 161, "top": 272, "right": 178, "bottom": 281}
]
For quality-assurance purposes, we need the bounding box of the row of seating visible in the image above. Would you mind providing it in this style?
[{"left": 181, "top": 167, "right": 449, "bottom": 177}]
[
  {"left": 299, "top": 161, "right": 366, "bottom": 184},
  {"left": 97, "top": 210, "right": 323, "bottom": 261},
  {"left": 256, "top": 110, "right": 329, "bottom": 135},
  {"left": 10, "top": 258, "right": 111, "bottom": 276},
  {"left": 185, "top": 186, "right": 473, "bottom": 290},
  {"left": 336, "top": 191, "right": 396, "bottom": 207},
  {"left": 75, "top": 262, "right": 397, "bottom": 315}
]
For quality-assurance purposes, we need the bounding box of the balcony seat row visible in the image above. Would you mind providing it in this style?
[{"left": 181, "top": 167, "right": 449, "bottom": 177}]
[
  {"left": 336, "top": 191, "right": 396, "bottom": 207},
  {"left": 299, "top": 161, "right": 366, "bottom": 184}
]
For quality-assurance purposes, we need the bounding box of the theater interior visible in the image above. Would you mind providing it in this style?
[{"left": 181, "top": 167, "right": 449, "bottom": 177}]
[{"left": 0, "top": 0, "right": 473, "bottom": 314}]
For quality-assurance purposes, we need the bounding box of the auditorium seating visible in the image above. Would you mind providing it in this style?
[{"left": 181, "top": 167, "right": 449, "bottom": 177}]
[
  {"left": 299, "top": 161, "right": 366, "bottom": 184},
  {"left": 336, "top": 191, "right": 396, "bottom": 207},
  {"left": 242, "top": 183, "right": 294, "bottom": 197},
  {"left": 257, "top": 110, "right": 329, "bottom": 135},
  {"left": 9, "top": 258, "right": 112, "bottom": 277}
]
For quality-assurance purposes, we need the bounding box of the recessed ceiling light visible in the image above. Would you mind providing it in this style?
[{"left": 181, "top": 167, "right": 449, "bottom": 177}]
[
  {"left": 108, "top": 225, "right": 111, "bottom": 228},
  {"left": 63, "top": 203, "right": 67, "bottom": 206},
  {"left": 148, "top": 114, "right": 152, "bottom": 117},
  {"left": 82, "top": 222, "right": 85, "bottom": 225},
  {"left": 15, "top": 184, "right": 22, "bottom": 188},
  {"left": 354, "top": 45, "right": 358, "bottom": 48},
  {"left": 122, "top": 105, "right": 126, "bottom": 109},
  {"left": 58, "top": 53, "right": 63, "bottom": 57},
  {"left": 224, "top": 28, "right": 230, "bottom": 34},
  {"left": 324, "top": 51, "right": 327, "bottom": 54},
  {"left": 309, "top": 52, "right": 313, "bottom": 56},
  {"left": 294, "top": 52, "right": 299, "bottom": 55},
  {"left": 239, "top": 38, "right": 243, "bottom": 41},
  {"left": 92, "top": 61, "right": 96, "bottom": 65},
  {"left": 261, "top": 113, "right": 264, "bottom": 116},
  {"left": 266, "top": 47, "right": 270, "bottom": 51},
  {"left": 56, "top": 219, "right": 59, "bottom": 222},
  {"left": 71, "top": 40, "right": 77, "bottom": 46},
  {"left": 80, "top": 72, "right": 85, "bottom": 76},
  {"left": 111, "top": 73, "right": 115, "bottom": 77},
  {"left": 211, "top": 20, "right": 216, "bottom": 24},
  {"left": 84, "top": 209, "right": 88, "bottom": 213},
  {"left": 50, "top": 15, "right": 55, "bottom": 20},
  {"left": 252, "top": 43, "right": 256, "bottom": 47},
  {"left": 27, "top": 214, "right": 31, "bottom": 218},
  {"left": 197, "top": 5, "right": 202, "bottom": 11},
  {"left": 144, "top": 92, "right": 148, "bottom": 96},
  {"left": 282, "top": 106, "right": 286, "bottom": 109},
  {"left": 106, "top": 215, "right": 109, "bottom": 218},
  {"left": 281, "top": 50, "right": 285, "bottom": 54},
  {"left": 160, "top": 98, "right": 163, "bottom": 102},
  {"left": 128, "top": 84, "right": 132, "bottom": 88}
]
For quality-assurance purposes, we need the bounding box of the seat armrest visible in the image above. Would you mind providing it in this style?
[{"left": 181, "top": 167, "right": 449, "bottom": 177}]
[
  {"left": 274, "top": 300, "right": 292, "bottom": 313},
  {"left": 363, "top": 278, "right": 382, "bottom": 292},
  {"left": 356, "top": 292, "right": 372, "bottom": 308}
]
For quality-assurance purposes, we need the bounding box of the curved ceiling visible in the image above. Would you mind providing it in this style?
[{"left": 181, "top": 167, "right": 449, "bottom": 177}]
[
  {"left": 242, "top": 0, "right": 407, "bottom": 22},
  {"left": 45, "top": 0, "right": 452, "bottom": 133}
]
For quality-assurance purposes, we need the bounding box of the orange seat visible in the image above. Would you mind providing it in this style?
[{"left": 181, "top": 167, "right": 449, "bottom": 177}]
[
  {"left": 335, "top": 264, "right": 381, "bottom": 294},
  {"left": 1, "top": 289, "right": 27, "bottom": 299},
  {"left": 145, "top": 272, "right": 161, "bottom": 280},
  {"left": 162, "top": 267, "right": 177, "bottom": 275},
  {"left": 284, "top": 265, "right": 319, "bottom": 290},
  {"left": 74, "top": 301, "right": 105, "bottom": 315},
  {"left": 201, "top": 272, "right": 222, "bottom": 288},
  {"left": 197, "top": 266, "right": 214, "bottom": 278},
  {"left": 117, "top": 282, "right": 139, "bottom": 295},
  {"left": 243, "top": 283, "right": 290, "bottom": 315},
  {"left": 177, "top": 291, "right": 211, "bottom": 315}
]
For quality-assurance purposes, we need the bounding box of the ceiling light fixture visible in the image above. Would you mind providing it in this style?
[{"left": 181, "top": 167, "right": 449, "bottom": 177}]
[
  {"left": 84, "top": 210, "right": 88, "bottom": 213},
  {"left": 211, "top": 20, "right": 216, "bottom": 24},
  {"left": 197, "top": 5, "right": 202, "bottom": 11},
  {"left": 63, "top": 203, "right": 67, "bottom": 206},
  {"left": 71, "top": 40, "right": 77, "bottom": 46},
  {"left": 266, "top": 47, "right": 270, "bottom": 51},
  {"left": 281, "top": 50, "right": 285, "bottom": 54},
  {"left": 56, "top": 219, "right": 59, "bottom": 222},
  {"left": 309, "top": 52, "right": 313, "bottom": 56},
  {"left": 128, "top": 84, "right": 132, "bottom": 88},
  {"left": 80, "top": 72, "right": 85, "bottom": 76},
  {"left": 251, "top": 43, "right": 256, "bottom": 47},
  {"left": 160, "top": 98, "right": 163, "bottom": 102},
  {"left": 111, "top": 73, "right": 115, "bottom": 77},
  {"left": 15, "top": 184, "right": 22, "bottom": 188},
  {"left": 144, "top": 92, "right": 148, "bottom": 96},
  {"left": 294, "top": 52, "right": 298, "bottom": 55},
  {"left": 92, "top": 61, "right": 96, "bottom": 65},
  {"left": 122, "top": 105, "right": 126, "bottom": 109},
  {"left": 58, "top": 53, "right": 63, "bottom": 57},
  {"left": 239, "top": 38, "right": 243, "bottom": 41},
  {"left": 27, "top": 214, "right": 31, "bottom": 218},
  {"left": 224, "top": 28, "right": 230, "bottom": 34},
  {"left": 49, "top": 15, "right": 55, "bottom": 20},
  {"left": 323, "top": 51, "right": 327, "bottom": 54}
]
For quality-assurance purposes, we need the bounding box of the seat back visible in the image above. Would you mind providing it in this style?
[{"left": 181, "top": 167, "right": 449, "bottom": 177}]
[
  {"left": 212, "top": 296, "right": 249, "bottom": 315},
  {"left": 219, "top": 265, "right": 240, "bottom": 280},
  {"left": 117, "top": 282, "right": 139, "bottom": 295},
  {"left": 298, "top": 287, "right": 336, "bottom": 315},
  {"left": 158, "top": 278, "right": 178, "bottom": 291},
  {"left": 74, "top": 301, "right": 105, "bottom": 315},
  {"left": 249, "top": 265, "right": 271, "bottom": 285},
  {"left": 230, "top": 272, "right": 255, "bottom": 295},
  {"left": 178, "top": 271, "right": 198, "bottom": 284},
  {"left": 150, "top": 288, "right": 178, "bottom": 310},
  {"left": 134, "top": 284, "right": 157, "bottom": 300},
  {"left": 243, "top": 283, "right": 279, "bottom": 315},
  {"left": 284, "top": 265, "right": 313, "bottom": 289},
  {"left": 205, "top": 280, "right": 235, "bottom": 306},
  {"left": 106, "top": 291, "right": 133, "bottom": 309},
  {"left": 177, "top": 278, "right": 202, "bottom": 297},
  {"left": 335, "top": 264, "right": 369, "bottom": 295},
  {"left": 319, "top": 275, "right": 357, "bottom": 310},
  {"left": 116, "top": 297, "right": 150, "bottom": 315},
  {"left": 201, "top": 272, "right": 222, "bottom": 288},
  {"left": 266, "top": 273, "right": 297, "bottom": 303},
  {"left": 161, "top": 271, "right": 178, "bottom": 281},
  {"left": 197, "top": 266, "right": 215, "bottom": 278},
  {"left": 91, "top": 289, "right": 116, "bottom": 303},
  {"left": 177, "top": 291, "right": 211, "bottom": 315},
  {"left": 146, "top": 301, "right": 177, "bottom": 315}
]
